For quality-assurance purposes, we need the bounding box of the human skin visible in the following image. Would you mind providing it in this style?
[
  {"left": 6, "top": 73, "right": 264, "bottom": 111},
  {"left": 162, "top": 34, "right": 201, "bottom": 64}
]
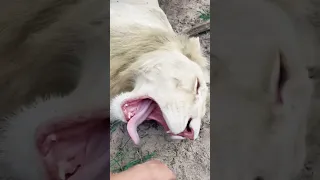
[{"left": 110, "top": 160, "right": 176, "bottom": 180}]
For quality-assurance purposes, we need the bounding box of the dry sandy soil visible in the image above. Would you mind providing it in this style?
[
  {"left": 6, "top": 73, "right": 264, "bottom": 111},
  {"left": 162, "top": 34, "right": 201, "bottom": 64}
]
[{"left": 110, "top": 1, "right": 210, "bottom": 180}]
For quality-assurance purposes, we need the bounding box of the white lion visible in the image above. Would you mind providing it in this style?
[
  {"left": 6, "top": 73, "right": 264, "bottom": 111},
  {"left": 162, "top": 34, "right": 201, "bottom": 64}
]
[{"left": 110, "top": 0, "right": 209, "bottom": 145}]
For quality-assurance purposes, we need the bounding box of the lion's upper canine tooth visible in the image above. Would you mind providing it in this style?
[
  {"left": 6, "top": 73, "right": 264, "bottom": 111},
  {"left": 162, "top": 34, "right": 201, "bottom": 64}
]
[
  {"left": 128, "top": 112, "right": 133, "bottom": 119},
  {"left": 166, "top": 130, "right": 171, "bottom": 133},
  {"left": 124, "top": 104, "right": 128, "bottom": 107}
]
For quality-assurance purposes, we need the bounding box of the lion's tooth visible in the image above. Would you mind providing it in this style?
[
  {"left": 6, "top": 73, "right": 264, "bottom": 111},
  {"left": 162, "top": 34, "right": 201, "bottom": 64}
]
[{"left": 128, "top": 112, "right": 133, "bottom": 119}]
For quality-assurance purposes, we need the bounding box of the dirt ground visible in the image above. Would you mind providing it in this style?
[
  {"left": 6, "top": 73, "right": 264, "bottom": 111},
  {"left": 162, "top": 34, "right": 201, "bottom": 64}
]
[{"left": 110, "top": 1, "right": 210, "bottom": 180}]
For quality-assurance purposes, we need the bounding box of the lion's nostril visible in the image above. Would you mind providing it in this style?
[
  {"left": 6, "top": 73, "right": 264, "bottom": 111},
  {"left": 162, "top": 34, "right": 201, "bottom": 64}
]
[
  {"left": 254, "top": 176, "right": 264, "bottom": 180},
  {"left": 186, "top": 118, "right": 192, "bottom": 132}
]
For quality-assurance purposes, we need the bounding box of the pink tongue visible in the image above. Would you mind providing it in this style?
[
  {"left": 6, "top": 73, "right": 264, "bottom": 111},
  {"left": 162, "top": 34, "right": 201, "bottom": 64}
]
[{"left": 127, "top": 99, "right": 156, "bottom": 145}]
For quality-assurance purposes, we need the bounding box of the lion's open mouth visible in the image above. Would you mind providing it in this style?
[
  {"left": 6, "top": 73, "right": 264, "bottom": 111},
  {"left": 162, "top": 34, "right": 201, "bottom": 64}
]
[
  {"left": 121, "top": 97, "right": 194, "bottom": 144},
  {"left": 35, "top": 109, "right": 108, "bottom": 180}
]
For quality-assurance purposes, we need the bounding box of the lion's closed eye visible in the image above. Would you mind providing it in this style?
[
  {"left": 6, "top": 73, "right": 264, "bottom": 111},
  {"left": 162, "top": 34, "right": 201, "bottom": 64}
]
[{"left": 173, "top": 77, "right": 196, "bottom": 93}]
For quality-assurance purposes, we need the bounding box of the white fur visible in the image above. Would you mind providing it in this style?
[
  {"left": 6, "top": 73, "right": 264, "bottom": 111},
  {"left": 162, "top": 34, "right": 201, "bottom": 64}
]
[{"left": 111, "top": 0, "right": 173, "bottom": 33}]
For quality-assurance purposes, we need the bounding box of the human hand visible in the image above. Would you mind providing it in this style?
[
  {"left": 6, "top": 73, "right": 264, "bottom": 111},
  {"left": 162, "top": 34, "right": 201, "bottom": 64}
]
[{"left": 111, "top": 160, "right": 176, "bottom": 180}]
